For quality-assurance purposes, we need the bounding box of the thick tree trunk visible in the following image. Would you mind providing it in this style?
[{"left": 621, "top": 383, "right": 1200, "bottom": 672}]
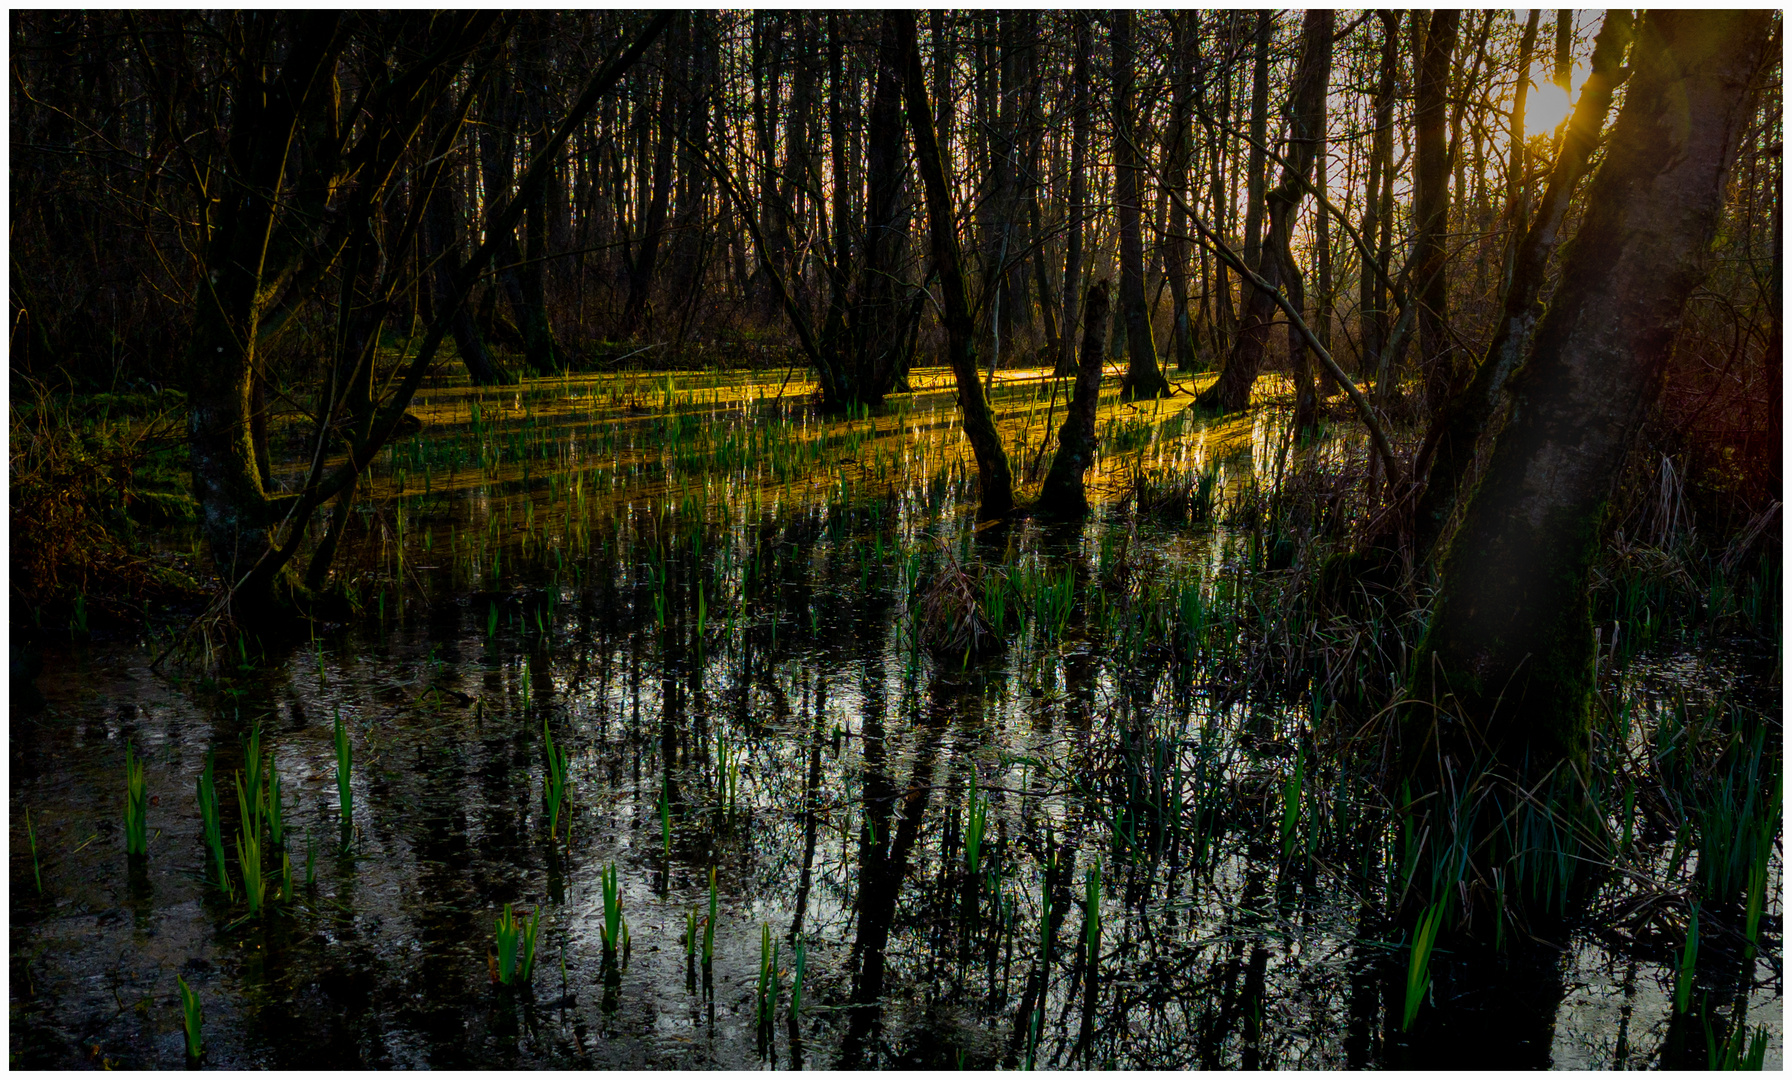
[
  {"left": 1409, "top": 9, "right": 1772, "bottom": 776},
  {"left": 844, "top": 10, "right": 912, "bottom": 408},
  {"left": 1037, "top": 280, "right": 1112, "bottom": 519},
  {"left": 1412, "top": 12, "right": 1633, "bottom": 564},
  {"left": 1113, "top": 10, "right": 1169, "bottom": 401},
  {"left": 899, "top": 11, "right": 1013, "bottom": 519},
  {"left": 1413, "top": 11, "right": 1459, "bottom": 413},
  {"left": 1054, "top": 15, "right": 1092, "bottom": 377}
]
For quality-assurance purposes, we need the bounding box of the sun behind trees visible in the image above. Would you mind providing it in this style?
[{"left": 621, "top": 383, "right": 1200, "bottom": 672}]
[{"left": 8, "top": 11, "right": 1782, "bottom": 1068}]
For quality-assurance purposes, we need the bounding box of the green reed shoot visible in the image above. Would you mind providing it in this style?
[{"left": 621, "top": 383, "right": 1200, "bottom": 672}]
[
  {"left": 703, "top": 866, "right": 717, "bottom": 967},
  {"left": 1675, "top": 905, "right": 1700, "bottom": 1014},
  {"left": 280, "top": 850, "right": 294, "bottom": 902},
  {"left": 235, "top": 827, "right": 265, "bottom": 916},
  {"left": 756, "top": 921, "right": 781, "bottom": 1026},
  {"left": 1403, "top": 900, "right": 1445, "bottom": 1030},
  {"left": 659, "top": 781, "right": 672, "bottom": 861},
  {"left": 494, "top": 902, "right": 541, "bottom": 985},
  {"left": 1280, "top": 746, "right": 1305, "bottom": 863},
  {"left": 123, "top": 743, "right": 148, "bottom": 858},
  {"left": 177, "top": 975, "right": 203, "bottom": 1060},
  {"left": 234, "top": 772, "right": 262, "bottom": 848},
  {"left": 790, "top": 934, "right": 806, "bottom": 1018},
  {"left": 305, "top": 829, "right": 316, "bottom": 887},
  {"left": 543, "top": 720, "right": 569, "bottom": 840},
  {"left": 601, "top": 862, "right": 628, "bottom": 957},
  {"left": 965, "top": 775, "right": 988, "bottom": 880},
  {"left": 243, "top": 723, "right": 263, "bottom": 810},
  {"left": 25, "top": 808, "right": 42, "bottom": 893},
  {"left": 196, "top": 753, "right": 231, "bottom": 894},
  {"left": 334, "top": 708, "right": 353, "bottom": 839}
]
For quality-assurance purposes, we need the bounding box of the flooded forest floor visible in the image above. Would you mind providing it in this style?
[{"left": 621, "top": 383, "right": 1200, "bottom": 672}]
[{"left": 11, "top": 366, "right": 1782, "bottom": 1069}]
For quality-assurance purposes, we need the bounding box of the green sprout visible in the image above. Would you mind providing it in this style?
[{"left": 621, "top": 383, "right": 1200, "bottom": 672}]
[
  {"left": 177, "top": 975, "right": 203, "bottom": 1060},
  {"left": 123, "top": 743, "right": 148, "bottom": 858}
]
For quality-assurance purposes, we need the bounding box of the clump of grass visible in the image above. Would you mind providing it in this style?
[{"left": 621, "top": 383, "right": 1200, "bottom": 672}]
[
  {"left": 1403, "top": 900, "right": 1445, "bottom": 1031},
  {"left": 1125, "top": 463, "right": 1219, "bottom": 525},
  {"left": 177, "top": 974, "right": 203, "bottom": 1061},
  {"left": 543, "top": 720, "right": 569, "bottom": 841},
  {"left": 917, "top": 546, "right": 997, "bottom": 661},
  {"left": 494, "top": 902, "right": 541, "bottom": 986},
  {"left": 1707, "top": 1016, "right": 1771, "bottom": 1070},
  {"left": 600, "top": 862, "right": 630, "bottom": 962},
  {"left": 123, "top": 743, "right": 148, "bottom": 858}
]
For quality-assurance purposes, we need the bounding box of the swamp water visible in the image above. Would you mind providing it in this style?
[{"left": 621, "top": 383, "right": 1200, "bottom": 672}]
[{"left": 11, "top": 368, "right": 1781, "bottom": 1068}]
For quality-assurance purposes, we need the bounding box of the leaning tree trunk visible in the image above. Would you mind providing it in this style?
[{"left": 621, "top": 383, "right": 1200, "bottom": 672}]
[
  {"left": 1113, "top": 10, "right": 1169, "bottom": 401},
  {"left": 1037, "top": 280, "right": 1112, "bottom": 519},
  {"left": 899, "top": 11, "right": 1013, "bottom": 519},
  {"left": 1408, "top": 9, "right": 1773, "bottom": 777},
  {"left": 1411, "top": 12, "right": 1634, "bottom": 565}
]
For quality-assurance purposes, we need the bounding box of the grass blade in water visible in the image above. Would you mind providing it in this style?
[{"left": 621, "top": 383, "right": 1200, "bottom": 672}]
[{"left": 123, "top": 743, "right": 148, "bottom": 858}]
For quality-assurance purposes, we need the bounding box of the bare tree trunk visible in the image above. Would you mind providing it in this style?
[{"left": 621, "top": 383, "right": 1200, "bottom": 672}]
[
  {"left": 1165, "top": 13, "right": 1196, "bottom": 373},
  {"left": 428, "top": 97, "right": 513, "bottom": 387},
  {"left": 621, "top": 16, "right": 681, "bottom": 340},
  {"left": 1413, "top": 11, "right": 1459, "bottom": 412},
  {"left": 1055, "top": 14, "right": 1092, "bottom": 377},
  {"left": 1037, "top": 280, "right": 1112, "bottom": 519},
  {"left": 1241, "top": 12, "right": 1271, "bottom": 275},
  {"left": 1410, "top": 9, "right": 1773, "bottom": 776},
  {"left": 844, "top": 10, "right": 912, "bottom": 407},
  {"left": 899, "top": 11, "right": 1013, "bottom": 519},
  {"left": 1113, "top": 10, "right": 1169, "bottom": 401},
  {"left": 1497, "top": 10, "right": 1544, "bottom": 300},
  {"left": 1199, "top": 11, "right": 1332, "bottom": 417}
]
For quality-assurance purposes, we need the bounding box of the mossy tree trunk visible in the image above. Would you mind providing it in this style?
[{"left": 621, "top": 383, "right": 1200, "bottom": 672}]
[
  {"left": 1036, "top": 280, "right": 1112, "bottom": 520},
  {"left": 898, "top": 11, "right": 1013, "bottom": 519},
  {"left": 1409, "top": 9, "right": 1774, "bottom": 776}
]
